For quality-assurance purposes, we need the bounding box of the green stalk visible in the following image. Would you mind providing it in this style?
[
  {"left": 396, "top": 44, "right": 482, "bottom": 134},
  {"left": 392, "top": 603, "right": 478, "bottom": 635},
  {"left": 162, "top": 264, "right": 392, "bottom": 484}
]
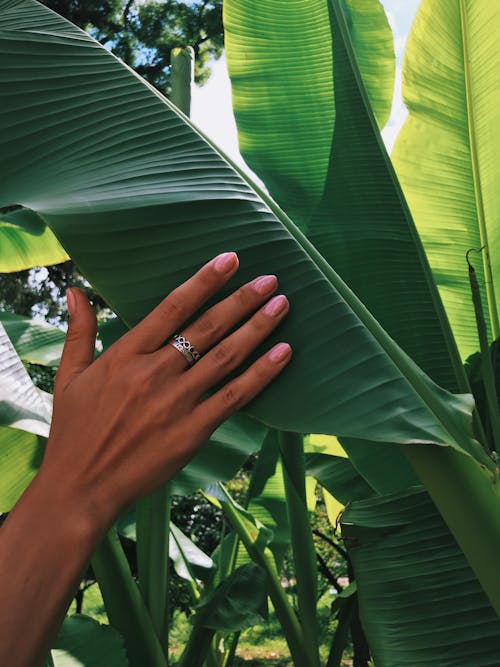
[
  {"left": 278, "top": 431, "right": 320, "bottom": 667},
  {"left": 222, "top": 631, "right": 241, "bottom": 667},
  {"left": 136, "top": 484, "right": 171, "bottom": 656},
  {"left": 467, "top": 251, "right": 500, "bottom": 453},
  {"left": 177, "top": 626, "right": 216, "bottom": 667},
  {"left": 403, "top": 444, "right": 500, "bottom": 615},
  {"left": 325, "top": 596, "right": 356, "bottom": 667},
  {"left": 216, "top": 488, "right": 311, "bottom": 667},
  {"left": 91, "top": 529, "right": 166, "bottom": 667},
  {"left": 170, "top": 46, "right": 194, "bottom": 116}
]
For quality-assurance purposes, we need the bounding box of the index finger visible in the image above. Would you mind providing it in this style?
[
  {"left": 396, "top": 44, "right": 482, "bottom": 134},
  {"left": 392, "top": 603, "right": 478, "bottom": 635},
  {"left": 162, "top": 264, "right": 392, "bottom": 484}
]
[{"left": 122, "top": 252, "right": 239, "bottom": 354}]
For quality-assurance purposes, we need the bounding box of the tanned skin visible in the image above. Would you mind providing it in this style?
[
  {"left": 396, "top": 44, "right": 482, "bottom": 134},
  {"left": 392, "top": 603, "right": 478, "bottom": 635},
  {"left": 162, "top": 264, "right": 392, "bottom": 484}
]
[{"left": 0, "top": 252, "right": 292, "bottom": 666}]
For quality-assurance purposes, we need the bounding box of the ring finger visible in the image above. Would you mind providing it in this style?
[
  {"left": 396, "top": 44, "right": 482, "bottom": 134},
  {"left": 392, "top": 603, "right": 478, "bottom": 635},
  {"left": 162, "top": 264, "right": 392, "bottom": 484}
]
[
  {"left": 184, "top": 293, "right": 290, "bottom": 399},
  {"left": 160, "top": 274, "right": 279, "bottom": 372}
]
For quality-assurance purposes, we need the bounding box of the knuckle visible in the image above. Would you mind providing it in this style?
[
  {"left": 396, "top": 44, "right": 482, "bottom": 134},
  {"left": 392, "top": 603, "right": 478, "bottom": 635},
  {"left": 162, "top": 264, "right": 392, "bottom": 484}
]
[
  {"left": 252, "top": 310, "right": 269, "bottom": 332},
  {"left": 195, "top": 313, "right": 220, "bottom": 337},
  {"left": 213, "top": 342, "right": 236, "bottom": 367},
  {"left": 159, "top": 294, "right": 186, "bottom": 321},
  {"left": 237, "top": 285, "right": 253, "bottom": 308},
  {"left": 221, "top": 384, "right": 245, "bottom": 410}
]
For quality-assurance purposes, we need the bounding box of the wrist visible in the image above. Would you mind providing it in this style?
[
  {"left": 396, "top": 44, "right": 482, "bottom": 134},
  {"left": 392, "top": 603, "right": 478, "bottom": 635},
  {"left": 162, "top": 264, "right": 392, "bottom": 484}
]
[{"left": 25, "top": 465, "right": 112, "bottom": 552}]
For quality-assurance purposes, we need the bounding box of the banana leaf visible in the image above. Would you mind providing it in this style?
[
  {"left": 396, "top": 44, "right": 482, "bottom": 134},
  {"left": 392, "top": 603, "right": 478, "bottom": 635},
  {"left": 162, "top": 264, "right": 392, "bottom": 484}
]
[
  {"left": 0, "top": 321, "right": 51, "bottom": 436},
  {"left": 224, "top": 0, "right": 394, "bottom": 229},
  {"left": 0, "top": 208, "right": 68, "bottom": 272},
  {"left": 224, "top": 0, "right": 476, "bottom": 494},
  {"left": 0, "top": 0, "right": 482, "bottom": 458},
  {"left": 52, "top": 615, "right": 127, "bottom": 667},
  {"left": 392, "top": 0, "right": 500, "bottom": 362},
  {"left": 0, "top": 311, "right": 66, "bottom": 367},
  {"left": 341, "top": 487, "right": 500, "bottom": 666},
  {"left": 1, "top": 0, "right": 499, "bottom": 627},
  {"left": 224, "top": 0, "right": 500, "bottom": 645}
]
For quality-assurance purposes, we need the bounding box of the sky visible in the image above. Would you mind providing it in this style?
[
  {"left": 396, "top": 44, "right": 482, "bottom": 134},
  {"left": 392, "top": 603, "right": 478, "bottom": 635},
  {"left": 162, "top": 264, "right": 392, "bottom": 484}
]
[{"left": 191, "top": 0, "right": 421, "bottom": 173}]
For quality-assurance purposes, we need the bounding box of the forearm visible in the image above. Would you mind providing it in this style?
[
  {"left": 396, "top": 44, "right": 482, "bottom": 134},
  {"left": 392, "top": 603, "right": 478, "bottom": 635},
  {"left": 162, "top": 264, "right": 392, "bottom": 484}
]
[{"left": 0, "top": 469, "right": 105, "bottom": 667}]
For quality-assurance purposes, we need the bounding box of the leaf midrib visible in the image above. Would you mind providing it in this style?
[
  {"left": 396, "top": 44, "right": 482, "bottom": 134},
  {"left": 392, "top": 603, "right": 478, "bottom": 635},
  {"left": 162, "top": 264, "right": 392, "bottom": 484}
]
[{"left": 459, "top": 0, "right": 499, "bottom": 339}]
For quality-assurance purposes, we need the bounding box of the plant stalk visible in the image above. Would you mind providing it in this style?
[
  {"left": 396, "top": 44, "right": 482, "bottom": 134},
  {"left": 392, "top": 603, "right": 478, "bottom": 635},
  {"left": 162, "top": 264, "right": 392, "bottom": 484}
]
[
  {"left": 136, "top": 483, "right": 171, "bottom": 656},
  {"left": 91, "top": 528, "right": 166, "bottom": 667},
  {"left": 467, "top": 253, "right": 500, "bottom": 453},
  {"left": 177, "top": 625, "right": 216, "bottom": 667},
  {"left": 278, "top": 431, "right": 320, "bottom": 667},
  {"left": 218, "top": 490, "right": 311, "bottom": 667},
  {"left": 326, "top": 595, "right": 356, "bottom": 667},
  {"left": 170, "top": 46, "right": 194, "bottom": 117}
]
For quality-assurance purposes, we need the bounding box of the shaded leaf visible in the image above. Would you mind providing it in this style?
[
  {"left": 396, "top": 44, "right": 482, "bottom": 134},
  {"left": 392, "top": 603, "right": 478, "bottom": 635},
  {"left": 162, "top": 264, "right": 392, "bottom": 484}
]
[
  {"left": 341, "top": 487, "right": 500, "bottom": 667},
  {"left": 52, "top": 615, "right": 128, "bottom": 667},
  {"left": 191, "top": 563, "right": 268, "bottom": 633}
]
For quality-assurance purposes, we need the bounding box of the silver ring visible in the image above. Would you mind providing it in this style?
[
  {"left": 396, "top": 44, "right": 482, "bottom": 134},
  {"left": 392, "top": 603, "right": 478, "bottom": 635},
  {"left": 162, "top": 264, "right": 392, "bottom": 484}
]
[{"left": 170, "top": 334, "right": 201, "bottom": 365}]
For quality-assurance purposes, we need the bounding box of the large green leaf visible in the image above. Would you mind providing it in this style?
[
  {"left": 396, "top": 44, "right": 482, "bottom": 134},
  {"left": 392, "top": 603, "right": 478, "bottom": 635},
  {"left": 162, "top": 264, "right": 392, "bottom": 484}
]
[
  {"left": 0, "top": 321, "right": 51, "bottom": 436},
  {"left": 224, "top": 0, "right": 500, "bottom": 639},
  {"left": 0, "top": 320, "right": 49, "bottom": 509},
  {"left": 0, "top": 0, "right": 483, "bottom": 460},
  {"left": 341, "top": 487, "right": 500, "bottom": 667},
  {"left": 171, "top": 416, "right": 267, "bottom": 496},
  {"left": 0, "top": 208, "right": 68, "bottom": 272},
  {"left": 191, "top": 562, "right": 268, "bottom": 633},
  {"left": 0, "top": 427, "right": 45, "bottom": 511},
  {"left": 52, "top": 615, "right": 128, "bottom": 667},
  {"left": 224, "top": 0, "right": 395, "bottom": 229},
  {"left": 0, "top": 311, "right": 66, "bottom": 367},
  {"left": 392, "top": 0, "right": 500, "bottom": 362},
  {"left": 224, "top": 0, "right": 480, "bottom": 494}
]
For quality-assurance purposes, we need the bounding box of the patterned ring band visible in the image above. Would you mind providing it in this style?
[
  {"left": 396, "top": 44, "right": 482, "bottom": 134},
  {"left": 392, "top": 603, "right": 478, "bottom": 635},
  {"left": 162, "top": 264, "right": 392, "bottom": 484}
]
[{"left": 170, "top": 334, "right": 201, "bottom": 365}]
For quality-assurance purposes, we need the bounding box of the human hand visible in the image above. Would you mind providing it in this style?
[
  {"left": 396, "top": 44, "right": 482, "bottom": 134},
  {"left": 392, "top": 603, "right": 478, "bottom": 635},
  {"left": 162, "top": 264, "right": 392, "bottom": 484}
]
[{"left": 41, "top": 252, "right": 291, "bottom": 538}]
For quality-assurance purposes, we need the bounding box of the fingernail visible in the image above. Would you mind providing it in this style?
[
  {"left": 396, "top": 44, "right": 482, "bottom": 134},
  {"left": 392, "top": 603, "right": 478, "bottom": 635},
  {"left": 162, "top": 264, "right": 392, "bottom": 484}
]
[
  {"left": 269, "top": 343, "right": 292, "bottom": 363},
  {"left": 66, "top": 288, "right": 76, "bottom": 315},
  {"left": 264, "top": 294, "right": 288, "bottom": 316},
  {"left": 213, "top": 252, "right": 238, "bottom": 273},
  {"left": 252, "top": 275, "right": 277, "bottom": 295}
]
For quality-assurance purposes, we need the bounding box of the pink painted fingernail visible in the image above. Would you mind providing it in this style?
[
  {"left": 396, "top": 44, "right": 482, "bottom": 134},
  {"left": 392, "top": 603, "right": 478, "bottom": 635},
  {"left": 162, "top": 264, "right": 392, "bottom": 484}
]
[
  {"left": 264, "top": 294, "right": 288, "bottom": 316},
  {"left": 66, "top": 288, "right": 77, "bottom": 316},
  {"left": 269, "top": 343, "right": 292, "bottom": 363},
  {"left": 213, "top": 252, "right": 238, "bottom": 273},
  {"left": 252, "top": 275, "right": 277, "bottom": 295}
]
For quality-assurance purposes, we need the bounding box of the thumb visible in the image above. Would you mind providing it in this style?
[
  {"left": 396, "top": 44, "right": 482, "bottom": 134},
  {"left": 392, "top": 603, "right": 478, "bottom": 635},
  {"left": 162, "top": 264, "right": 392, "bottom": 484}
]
[{"left": 55, "top": 288, "right": 98, "bottom": 393}]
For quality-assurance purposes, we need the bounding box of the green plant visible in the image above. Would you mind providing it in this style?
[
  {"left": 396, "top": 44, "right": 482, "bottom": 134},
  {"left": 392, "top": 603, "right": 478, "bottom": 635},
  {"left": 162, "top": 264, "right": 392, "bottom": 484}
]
[{"left": 1, "top": 0, "right": 499, "bottom": 665}]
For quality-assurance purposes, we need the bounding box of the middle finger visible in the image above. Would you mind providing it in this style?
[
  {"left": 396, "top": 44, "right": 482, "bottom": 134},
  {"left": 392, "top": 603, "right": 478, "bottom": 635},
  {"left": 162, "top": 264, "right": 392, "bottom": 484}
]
[
  {"left": 157, "top": 274, "right": 279, "bottom": 372},
  {"left": 184, "top": 293, "right": 290, "bottom": 399}
]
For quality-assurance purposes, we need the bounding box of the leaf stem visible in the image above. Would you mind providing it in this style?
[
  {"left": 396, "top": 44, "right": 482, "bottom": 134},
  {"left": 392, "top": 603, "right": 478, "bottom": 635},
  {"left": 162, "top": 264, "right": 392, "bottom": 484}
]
[
  {"left": 278, "top": 431, "right": 320, "bottom": 667},
  {"left": 91, "top": 529, "right": 166, "bottom": 667},
  {"left": 467, "top": 252, "right": 500, "bottom": 453},
  {"left": 215, "top": 485, "right": 311, "bottom": 667},
  {"left": 177, "top": 625, "right": 216, "bottom": 667},
  {"left": 136, "top": 484, "right": 171, "bottom": 656}
]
